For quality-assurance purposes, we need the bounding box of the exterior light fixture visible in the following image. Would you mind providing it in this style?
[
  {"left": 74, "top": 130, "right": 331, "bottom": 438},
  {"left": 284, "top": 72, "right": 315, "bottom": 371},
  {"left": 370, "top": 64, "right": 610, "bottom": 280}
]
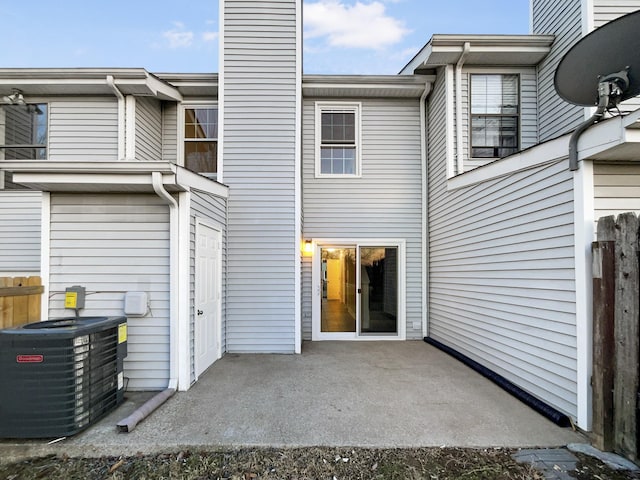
[
  {"left": 303, "top": 239, "right": 313, "bottom": 255},
  {"left": 1, "top": 89, "right": 26, "bottom": 105}
]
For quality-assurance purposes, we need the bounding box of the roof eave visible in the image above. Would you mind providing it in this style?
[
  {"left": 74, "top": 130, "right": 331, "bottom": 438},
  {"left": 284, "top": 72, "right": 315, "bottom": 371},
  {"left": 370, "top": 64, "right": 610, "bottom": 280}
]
[{"left": 400, "top": 34, "right": 555, "bottom": 73}]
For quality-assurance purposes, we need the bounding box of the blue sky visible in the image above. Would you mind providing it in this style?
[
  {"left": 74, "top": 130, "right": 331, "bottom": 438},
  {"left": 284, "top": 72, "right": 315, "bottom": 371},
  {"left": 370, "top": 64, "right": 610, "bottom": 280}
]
[{"left": 0, "top": 0, "right": 529, "bottom": 74}]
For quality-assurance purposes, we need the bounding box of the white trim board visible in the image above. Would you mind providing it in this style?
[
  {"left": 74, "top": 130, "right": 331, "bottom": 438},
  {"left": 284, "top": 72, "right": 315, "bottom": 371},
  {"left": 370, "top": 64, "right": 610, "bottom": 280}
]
[
  {"left": 40, "top": 192, "right": 51, "bottom": 321},
  {"left": 573, "top": 161, "right": 594, "bottom": 430},
  {"left": 178, "top": 191, "right": 191, "bottom": 390},
  {"left": 294, "top": 0, "right": 303, "bottom": 354}
]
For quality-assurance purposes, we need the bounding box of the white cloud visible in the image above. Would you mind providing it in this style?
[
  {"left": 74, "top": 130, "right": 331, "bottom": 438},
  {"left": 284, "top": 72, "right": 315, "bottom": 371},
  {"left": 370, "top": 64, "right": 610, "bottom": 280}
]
[
  {"left": 202, "top": 31, "right": 218, "bottom": 42},
  {"left": 163, "top": 22, "right": 194, "bottom": 48},
  {"left": 304, "top": 0, "right": 409, "bottom": 50}
]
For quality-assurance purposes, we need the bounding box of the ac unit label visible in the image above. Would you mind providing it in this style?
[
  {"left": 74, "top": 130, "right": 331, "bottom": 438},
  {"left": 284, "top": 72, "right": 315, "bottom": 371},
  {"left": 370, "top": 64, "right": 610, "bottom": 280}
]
[{"left": 17, "top": 354, "right": 44, "bottom": 363}]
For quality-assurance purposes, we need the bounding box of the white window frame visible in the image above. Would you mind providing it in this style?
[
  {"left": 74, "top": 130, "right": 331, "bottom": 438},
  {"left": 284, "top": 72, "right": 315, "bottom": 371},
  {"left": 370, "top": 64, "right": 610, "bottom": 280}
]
[
  {"left": 468, "top": 72, "right": 521, "bottom": 160},
  {"left": 314, "top": 102, "right": 362, "bottom": 178},
  {"left": 178, "top": 102, "right": 218, "bottom": 178}
]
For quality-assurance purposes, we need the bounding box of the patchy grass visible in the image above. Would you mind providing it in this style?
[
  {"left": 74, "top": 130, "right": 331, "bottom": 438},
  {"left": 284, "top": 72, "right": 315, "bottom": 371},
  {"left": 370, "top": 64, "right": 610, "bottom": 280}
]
[{"left": 0, "top": 447, "right": 637, "bottom": 480}]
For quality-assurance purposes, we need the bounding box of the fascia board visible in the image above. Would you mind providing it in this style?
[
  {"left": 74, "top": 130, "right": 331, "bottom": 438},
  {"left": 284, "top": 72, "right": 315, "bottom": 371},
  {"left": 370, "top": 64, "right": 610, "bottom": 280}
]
[
  {"left": 11, "top": 172, "right": 184, "bottom": 192},
  {"left": 447, "top": 135, "right": 570, "bottom": 190},
  {"left": 403, "top": 35, "right": 555, "bottom": 71},
  {"left": 4, "top": 160, "right": 228, "bottom": 197},
  {"left": 447, "top": 108, "right": 640, "bottom": 190},
  {"left": 175, "top": 168, "right": 229, "bottom": 198},
  {"left": 580, "top": 109, "right": 640, "bottom": 160},
  {"left": 0, "top": 69, "right": 182, "bottom": 100},
  {"left": 0, "top": 160, "right": 178, "bottom": 174}
]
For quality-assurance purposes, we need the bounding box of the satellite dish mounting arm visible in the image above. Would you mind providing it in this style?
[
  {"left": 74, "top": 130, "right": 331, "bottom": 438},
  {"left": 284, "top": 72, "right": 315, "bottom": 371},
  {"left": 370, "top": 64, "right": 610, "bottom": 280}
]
[{"left": 569, "top": 69, "right": 629, "bottom": 171}]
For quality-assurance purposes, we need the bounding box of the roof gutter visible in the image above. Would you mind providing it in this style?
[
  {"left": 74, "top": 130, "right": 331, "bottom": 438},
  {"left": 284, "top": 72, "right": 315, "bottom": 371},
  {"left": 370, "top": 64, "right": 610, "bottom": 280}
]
[
  {"left": 106, "top": 75, "right": 126, "bottom": 161},
  {"left": 455, "top": 42, "right": 471, "bottom": 175}
]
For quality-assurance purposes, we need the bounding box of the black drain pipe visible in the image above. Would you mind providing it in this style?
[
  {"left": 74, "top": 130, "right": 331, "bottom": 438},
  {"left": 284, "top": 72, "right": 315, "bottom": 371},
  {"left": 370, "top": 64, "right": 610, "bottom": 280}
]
[{"left": 424, "top": 337, "right": 571, "bottom": 427}]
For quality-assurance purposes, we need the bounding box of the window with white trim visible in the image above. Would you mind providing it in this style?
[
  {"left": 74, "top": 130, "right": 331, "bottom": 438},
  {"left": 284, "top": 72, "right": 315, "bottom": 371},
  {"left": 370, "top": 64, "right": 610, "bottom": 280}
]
[
  {"left": 0, "top": 104, "right": 48, "bottom": 160},
  {"left": 470, "top": 74, "right": 519, "bottom": 158},
  {"left": 316, "top": 103, "right": 361, "bottom": 177},
  {"left": 183, "top": 106, "right": 218, "bottom": 176}
]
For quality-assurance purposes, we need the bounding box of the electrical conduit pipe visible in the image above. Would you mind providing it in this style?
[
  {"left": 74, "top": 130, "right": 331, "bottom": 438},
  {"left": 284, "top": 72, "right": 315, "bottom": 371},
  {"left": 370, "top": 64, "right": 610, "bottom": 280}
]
[{"left": 116, "top": 172, "right": 179, "bottom": 432}]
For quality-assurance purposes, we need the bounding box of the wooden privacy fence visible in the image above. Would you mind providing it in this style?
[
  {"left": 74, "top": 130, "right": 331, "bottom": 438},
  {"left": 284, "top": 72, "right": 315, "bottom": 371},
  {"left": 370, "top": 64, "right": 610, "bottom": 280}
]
[
  {"left": 592, "top": 212, "right": 639, "bottom": 462},
  {"left": 0, "top": 276, "right": 43, "bottom": 329}
]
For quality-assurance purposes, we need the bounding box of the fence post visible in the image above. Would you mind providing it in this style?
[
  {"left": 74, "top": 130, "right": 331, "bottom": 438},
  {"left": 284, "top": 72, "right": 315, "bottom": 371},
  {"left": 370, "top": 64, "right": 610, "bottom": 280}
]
[
  {"left": 592, "top": 215, "right": 616, "bottom": 451},
  {"left": 0, "top": 277, "right": 11, "bottom": 329},
  {"left": 27, "top": 276, "right": 42, "bottom": 323},
  {"left": 613, "top": 212, "right": 639, "bottom": 461}
]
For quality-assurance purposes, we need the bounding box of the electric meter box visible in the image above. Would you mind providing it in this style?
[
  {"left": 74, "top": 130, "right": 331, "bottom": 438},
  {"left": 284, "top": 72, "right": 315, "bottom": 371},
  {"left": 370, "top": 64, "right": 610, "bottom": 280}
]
[{"left": 64, "top": 285, "right": 86, "bottom": 310}]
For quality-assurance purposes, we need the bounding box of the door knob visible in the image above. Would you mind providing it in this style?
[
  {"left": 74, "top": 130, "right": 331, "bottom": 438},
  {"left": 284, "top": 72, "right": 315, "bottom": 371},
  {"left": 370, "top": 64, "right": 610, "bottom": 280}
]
[{"left": 197, "top": 310, "right": 203, "bottom": 315}]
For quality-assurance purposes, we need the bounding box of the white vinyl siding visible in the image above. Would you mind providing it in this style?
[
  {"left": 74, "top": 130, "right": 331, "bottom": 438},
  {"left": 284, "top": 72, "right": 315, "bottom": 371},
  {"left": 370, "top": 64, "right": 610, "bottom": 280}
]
[
  {"left": 162, "top": 103, "right": 178, "bottom": 163},
  {"left": 189, "top": 190, "right": 227, "bottom": 383},
  {"left": 532, "top": 0, "right": 585, "bottom": 141},
  {"left": 135, "top": 97, "right": 163, "bottom": 161},
  {"left": 593, "top": 1, "right": 640, "bottom": 113},
  {"left": 47, "top": 194, "right": 170, "bottom": 391},
  {"left": 48, "top": 98, "right": 118, "bottom": 160},
  {"left": 302, "top": 97, "right": 424, "bottom": 340},
  {"left": 593, "top": 0, "right": 640, "bottom": 26},
  {"left": 301, "top": 255, "right": 312, "bottom": 340},
  {"left": 462, "top": 68, "right": 538, "bottom": 172},
  {"left": 0, "top": 190, "right": 42, "bottom": 273},
  {"left": 222, "top": 0, "right": 299, "bottom": 352},
  {"left": 428, "top": 69, "right": 579, "bottom": 418},
  {"left": 593, "top": 163, "right": 640, "bottom": 223}
]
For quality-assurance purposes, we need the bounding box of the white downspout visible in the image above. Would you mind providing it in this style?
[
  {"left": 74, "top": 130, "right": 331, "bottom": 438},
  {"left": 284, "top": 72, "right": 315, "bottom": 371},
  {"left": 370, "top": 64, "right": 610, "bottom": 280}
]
[
  {"left": 117, "top": 171, "right": 179, "bottom": 432},
  {"left": 455, "top": 42, "right": 470, "bottom": 176},
  {"left": 106, "top": 75, "right": 126, "bottom": 161},
  {"left": 420, "top": 81, "right": 432, "bottom": 339}
]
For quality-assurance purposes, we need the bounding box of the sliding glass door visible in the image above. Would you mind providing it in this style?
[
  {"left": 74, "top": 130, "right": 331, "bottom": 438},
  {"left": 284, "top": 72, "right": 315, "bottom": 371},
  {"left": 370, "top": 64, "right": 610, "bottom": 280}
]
[
  {"left": 359, "top": 247, "right": 398, "bottom": 335},
  {"left": 321, "top": 247, "right": 356, "bottom": 333},
  {"left": 316, "top": 243, "right": 401, "bottom": 339}
]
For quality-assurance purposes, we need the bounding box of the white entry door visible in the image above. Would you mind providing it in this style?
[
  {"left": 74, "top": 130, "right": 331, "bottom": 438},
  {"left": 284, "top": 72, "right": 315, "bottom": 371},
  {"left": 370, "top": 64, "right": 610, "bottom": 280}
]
[{"left": 195, "top": 220, "right": 222, "bottom": 378}]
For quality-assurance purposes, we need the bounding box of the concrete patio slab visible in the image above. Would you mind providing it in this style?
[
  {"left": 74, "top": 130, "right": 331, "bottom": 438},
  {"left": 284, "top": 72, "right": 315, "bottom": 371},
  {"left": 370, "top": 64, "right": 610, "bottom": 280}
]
[{"left": 0, "top": 341, "right": 584, "bottom": 461}]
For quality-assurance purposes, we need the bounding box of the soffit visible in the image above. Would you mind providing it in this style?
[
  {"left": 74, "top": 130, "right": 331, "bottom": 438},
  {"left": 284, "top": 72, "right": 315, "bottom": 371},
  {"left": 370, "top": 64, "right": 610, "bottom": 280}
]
[
  {"left": 302, "top": 75, "right": 434, "bottom": 98},
  {"left": 0, "top": 68, "right": 182, "bottom": 100},
  {"left": 401, "top": 34, "right": 555, "bottom": 73},
  {"left": 154, "top": 73, "right": 218, "bottom": 98}
]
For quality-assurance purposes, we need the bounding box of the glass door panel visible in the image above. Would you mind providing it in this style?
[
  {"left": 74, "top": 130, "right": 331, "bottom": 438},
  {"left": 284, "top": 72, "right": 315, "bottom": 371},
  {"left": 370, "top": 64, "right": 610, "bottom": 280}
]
[
  {"left": 320, "top": 247, "right": 356, "bottom": 333},
  {"left": 359, "top": 247, "right": 398, "bottom": 335}
]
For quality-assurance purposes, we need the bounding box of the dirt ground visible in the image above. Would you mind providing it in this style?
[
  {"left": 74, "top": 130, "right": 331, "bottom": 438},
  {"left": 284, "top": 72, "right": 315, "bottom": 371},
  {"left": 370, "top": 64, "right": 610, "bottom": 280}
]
[{"left": 1, "top": 447, "right": 638, "bottom": 480}]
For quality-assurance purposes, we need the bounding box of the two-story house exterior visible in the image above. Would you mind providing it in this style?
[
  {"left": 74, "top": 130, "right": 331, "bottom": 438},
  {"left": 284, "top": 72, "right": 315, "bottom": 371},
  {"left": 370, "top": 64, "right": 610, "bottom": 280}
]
[{"left": 1, "top": 0, "right": 640, "bottom": 433}]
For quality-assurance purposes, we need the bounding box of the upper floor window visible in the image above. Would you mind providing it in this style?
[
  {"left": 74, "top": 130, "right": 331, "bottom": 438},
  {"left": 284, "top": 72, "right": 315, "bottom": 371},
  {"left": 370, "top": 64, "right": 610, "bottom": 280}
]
[
  {"left": 470, "top": 74, "right": 519, "bottom": 158},
  {"left": 316, "top": 102, "right": 361, "bottom": 177},
  {"left": 184, "top": 106, "right": 217, "bottom": 176},
  {"left": 0, "top": 104, "right": 48, "bottom": 160}
]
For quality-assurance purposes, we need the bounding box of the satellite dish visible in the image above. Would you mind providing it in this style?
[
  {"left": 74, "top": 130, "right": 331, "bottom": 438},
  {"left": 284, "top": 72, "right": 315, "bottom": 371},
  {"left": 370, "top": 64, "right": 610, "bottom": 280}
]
[{"left": 554, "top": 9, "right": 640, "bottom": 107}]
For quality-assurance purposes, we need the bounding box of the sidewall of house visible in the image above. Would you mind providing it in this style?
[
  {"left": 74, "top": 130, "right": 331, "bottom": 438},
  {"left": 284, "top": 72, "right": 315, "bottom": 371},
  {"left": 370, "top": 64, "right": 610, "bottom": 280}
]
[
  {"left": 46, "top": 193, "right": 171, "bottom": 391},
  {"left": 593, "top": 162, "right": 640, "bottom": 226},
  {"left": 427, "top": 68, "right": 580, "bottom": 419},
  {"left": 135, "top": 97, "right": 163, "bottom": 161},
  {"left": 47, "top": 97, "right": 119, "bottom": 160},
  {"left": 0, "top": 190, "right": 42, "bottom": 275},
  {"left": 221, "top": 0, "right": 300, "bottom": 353},
  {"left": 301, "top": 97, "right": 424, "bottom": 340}
]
